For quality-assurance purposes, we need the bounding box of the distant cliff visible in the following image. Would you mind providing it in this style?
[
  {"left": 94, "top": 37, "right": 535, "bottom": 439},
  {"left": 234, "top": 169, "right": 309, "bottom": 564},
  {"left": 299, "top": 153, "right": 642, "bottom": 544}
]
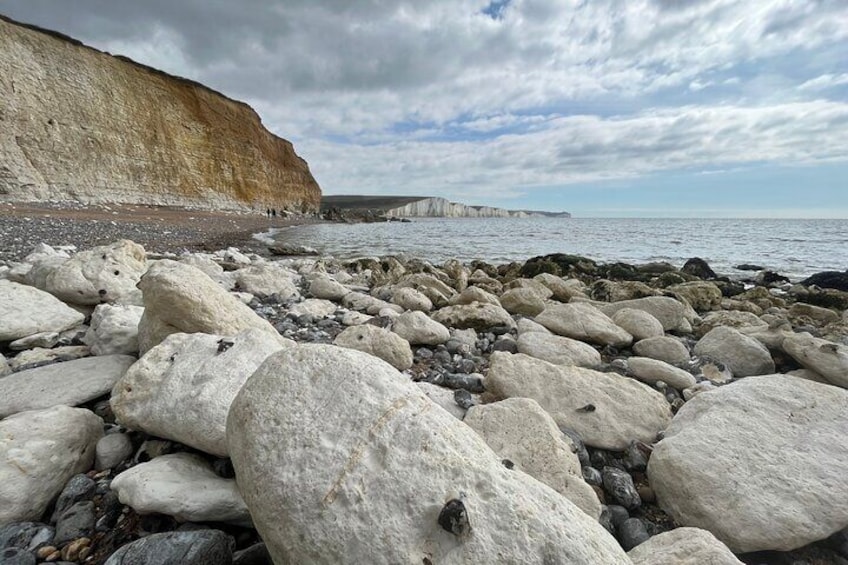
[
  {"left": 382, "top": 197, "right": 570, "bottom": 218},
  {"left": 0, "top": 15, "right": 321, "bottom": 212}
]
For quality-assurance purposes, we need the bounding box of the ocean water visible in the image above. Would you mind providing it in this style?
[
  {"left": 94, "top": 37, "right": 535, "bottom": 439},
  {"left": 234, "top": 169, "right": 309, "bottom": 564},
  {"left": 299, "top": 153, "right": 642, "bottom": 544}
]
[{"left": 265, "top": 217, "right": 848, "bottom": 281}]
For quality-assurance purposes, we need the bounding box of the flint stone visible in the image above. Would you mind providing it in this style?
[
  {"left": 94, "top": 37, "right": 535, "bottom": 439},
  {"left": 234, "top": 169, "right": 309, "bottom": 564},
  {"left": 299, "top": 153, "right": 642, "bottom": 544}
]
[
  {"left": 431, "top": 302, "right": 515, "bottom": 332},
  {"left": 51, "top": 474, "right": 96, "bottom": 523},
  {"left": 136, "top": 260, "right": 284, "bottom": 353},
  {"left": 226, "top": 344, "right": 629, "bottom": 564},
  {"left": 82, "top": 304, "right": 144, "bottom": 356},
  {"left": 391, "top": 311, "right": 450, "bottom": 346},
  {"left": 54, "top": 501, "right": 95, "bottom": 545},
  {"left": 103, "top": 530, "right": 233, "bottom": 565},
  {"left": 0, "top": 355, "right": 135, "bottom": 418},
  {"left": 628, "top": 527, "right": 743, "bottom": 565},
  {"left": 111, "top": 329, "right": 288, "bottom": 457},
  {"left": 0, "top": 406, "right": 103, "bottom": 525},
  {"left": 694, "top": 326, "right": 775, "bottom": 377},
  {"left": 499, "top": 288, "right": 547, "bottom": 317},
  {"left": 611, "top": 308, "right": 664, "bottom": 341},
  {"left": 632, "top": 336, "right": 691, "bottom": 365},
  {"left": 618, "top": 518, "right": 650, "bottom": 551},
  {"left": 0, "top": 281, "right": 85, "bottom": 342},
  {"left": 648, "top": 375, "right": 848, "bottom": 552},
  {"left": 597, "top": 296, "right": 690, "bottom": 333},
  {"left": 308, "top": 275, "right": 349, "bottom": 301},
  {"left": 391, "top": 287, "right": 433, "bottom": 312},
  {"left": 111, "top": 453, "right": 250, "bottom": 526},
  {"left": 334, "top": 324, "right": 414, "bottom": 370},
  {"left": 38, "top": 240, "right": 146, "bottom": 306},
  {"left": 627, "top": 357, "right": 696, "bottom": 390},
  {"left": 464, "top": 398, "right": 602, "bottom": 518},
  {"left": 0, "top": 522, "right": 54, "bottom": 553},
  {"left": 783, "top": 333, "right": 848, "bottom": 389},
  {"left": 536, "top": 303, "right": 632, "bottom": 348},
  {"left": 602, "top": 466, "right": 640, "bottom": 510},
  {"left": 516, "top": 331, "right": 601, "bottom": 368},
  {"left": 486, "top": 352, "right": 672, "bottom": 450},
  {"left": 0, "top": 547, "right": 35, "bottom": 565},
  {"left": 447, "top": 286, "right": 501, "bottom": 307}
]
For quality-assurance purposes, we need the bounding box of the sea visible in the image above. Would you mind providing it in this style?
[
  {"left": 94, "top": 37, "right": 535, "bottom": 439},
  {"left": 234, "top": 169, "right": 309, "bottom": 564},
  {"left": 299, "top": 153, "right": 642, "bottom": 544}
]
[{"left": 263, "top": 217, "right": 848, "bottom": 282}]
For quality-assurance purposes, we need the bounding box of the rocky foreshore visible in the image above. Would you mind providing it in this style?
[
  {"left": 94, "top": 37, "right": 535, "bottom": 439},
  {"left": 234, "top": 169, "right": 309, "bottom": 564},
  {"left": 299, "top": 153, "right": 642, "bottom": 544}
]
[{"left": 1, "top": 233, "right": 847, "bottom": 564}]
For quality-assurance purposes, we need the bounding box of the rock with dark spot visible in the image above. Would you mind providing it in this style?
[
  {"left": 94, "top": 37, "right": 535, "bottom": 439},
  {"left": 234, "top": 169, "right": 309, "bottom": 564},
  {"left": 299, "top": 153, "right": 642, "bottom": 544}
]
[
  {"left": 103, "top": 530, "right": 233, "bottom": 565},
  {"left": 0, "top": 547, "right": 36, "bottom": 565},
  {"left": 438, "top": 499, "right": 471, "bottom": 537}
]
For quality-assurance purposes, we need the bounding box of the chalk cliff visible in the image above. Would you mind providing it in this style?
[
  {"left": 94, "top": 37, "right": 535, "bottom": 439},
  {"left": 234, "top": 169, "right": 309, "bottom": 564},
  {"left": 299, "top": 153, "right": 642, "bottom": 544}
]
[
  {"left": 384, "top": 197, "right": 571, "bottom": 218},
  {"left": 0, "top": 16, "right": 321, "bottom": 212}
]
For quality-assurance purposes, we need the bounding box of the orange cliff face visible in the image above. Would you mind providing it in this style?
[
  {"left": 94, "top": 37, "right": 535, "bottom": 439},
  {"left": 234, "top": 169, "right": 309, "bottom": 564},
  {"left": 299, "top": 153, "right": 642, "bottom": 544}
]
[{"left": 0, "top": 15, "right": 321, "bottom": 213}]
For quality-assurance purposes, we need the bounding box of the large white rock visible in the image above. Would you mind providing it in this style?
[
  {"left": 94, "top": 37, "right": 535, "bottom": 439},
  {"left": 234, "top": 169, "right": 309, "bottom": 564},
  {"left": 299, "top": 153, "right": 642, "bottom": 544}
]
[
  {"left": 431, "top": 302, "right": 515, "bottom": 331},
  {"left": 611, "top": 308, "right": 665, "bottom": 341},
  {"left": 628, "top": 527, "right": 743, "bottom": 565},
  {"left": 464, "top": 398, "right": 601, "bottom": 519},
  {"left": 234, "top": 265, "right": 300, "bottom": 299},
  {"left": 334, "top": 324, "right": 414, "bottom": 370},
  {"left": 648, "top": 375, "right": 848, "bottom": 553},
  {"left": 597, "top": 296, "right": 690, "bottom": 333},
  {"left": 226, "top": 345, "right": 629, "bottom": 564},
  {"left": 309, "top": 275, "right": 350, "bottom": 301},
  {"left": 0, "top": 280, "right": 85, "bottom": 342},
  {"left": 83, "top": 303, "right": 144, "bottom": 355},
  {"left": 111, "top": 329, "right": 288, "bottom": 457},
  {"left": 516, "top": 331, "right": 601, "bottom": 368},
  {"left": 0, "top": 406, "right": 103, "bottom": 526},
  {"left": 448, "top": 286, "right": 501, "bottom": 307},
  {"left": 136, "top": 260, "right": 283, "bottom": 353},
  {"left": 632, "top": 336, "right": 691, "bottom": 365},
  {"left": 694, "top": 326, "right": 775, "bottom": 377},
  {"left": 390, "top": 311, "right": 450, "bottom": 346},
  {"left": 783, "top": 333, "right": 848, "bottom": 389},
  {"left": 288, "top": 298, "right": 338, "bottom": 319},
  {"left": 391, "top": 287, "right": 433, "bottom": 312},
  {"left": 499, "top": 288, "right": 546, "bottom": 317},
  {"left": 626, "top": 357, "right": 697, "bottom": 390},
  {"left": 487, "top": 352, "right": 672, "bottom": 450},
  {"left": 111, "top": 453, "right": 251, "bottom": 526},
  {"left": 536, "top": 302, "right": 632, "bottom": 348},
  {"left": 0, "top": 355, "right": 135, "bottom": 418},
  {"left": 43, "top": 240, "right": 147, "bottom": 305}
]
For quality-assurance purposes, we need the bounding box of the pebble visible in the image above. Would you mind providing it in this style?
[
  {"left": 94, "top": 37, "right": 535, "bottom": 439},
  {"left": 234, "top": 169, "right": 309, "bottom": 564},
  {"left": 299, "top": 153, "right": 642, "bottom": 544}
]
[
  {"left": 619, "top": 518, "right": 651, "bottom": 550},
  {"left": 603, "top": 466, "right": 642, "bottom": 510}
]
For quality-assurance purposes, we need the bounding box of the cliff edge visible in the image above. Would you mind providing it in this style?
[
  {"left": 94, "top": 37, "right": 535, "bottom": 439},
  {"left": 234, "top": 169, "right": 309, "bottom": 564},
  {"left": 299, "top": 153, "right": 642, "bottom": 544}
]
[
  {"left": 382, "top": 197, "right": 571, "bottom": 218},
  {"left": 0, "top": 15, "right": 321, "bottom": 212}
]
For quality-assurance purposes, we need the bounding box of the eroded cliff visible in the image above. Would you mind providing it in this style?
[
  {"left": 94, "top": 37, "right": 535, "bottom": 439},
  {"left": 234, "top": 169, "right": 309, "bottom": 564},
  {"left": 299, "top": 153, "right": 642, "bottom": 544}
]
[
  {"left": 0, "top": 16, "right": 321, "bottom": 212},
  {"left": 384, "top": 197, "right": 571, "bottom": 218}
]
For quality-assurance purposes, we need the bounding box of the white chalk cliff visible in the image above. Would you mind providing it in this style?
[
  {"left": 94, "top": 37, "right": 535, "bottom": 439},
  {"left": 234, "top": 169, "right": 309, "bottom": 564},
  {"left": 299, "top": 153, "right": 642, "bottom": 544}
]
[{"left": 384, "top": 197, "right": 570, "bottom": 218}]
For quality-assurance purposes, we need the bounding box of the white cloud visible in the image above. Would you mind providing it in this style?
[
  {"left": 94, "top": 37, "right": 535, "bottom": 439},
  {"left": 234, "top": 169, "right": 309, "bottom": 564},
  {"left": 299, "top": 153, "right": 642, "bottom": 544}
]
[{"left": 798, "top": 73, "right": 848, "bottom": 91}]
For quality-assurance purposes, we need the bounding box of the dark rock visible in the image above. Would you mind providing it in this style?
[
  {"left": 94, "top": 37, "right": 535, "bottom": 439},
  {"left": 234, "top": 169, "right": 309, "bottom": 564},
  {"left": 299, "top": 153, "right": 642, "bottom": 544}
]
[
  {"left": 802, "top": 270, "right": 848, "bottom": 292},
  {"left": 0, "top": 522, "right": 54, "bottom": 553},
  {"left": 433, "top": 350, "right": 453, "bottom": 365},
  {"left": 559, "top": 428, "right": 590, "bottom": 468},
  {"left": 267, "top": 243, "right": 317, "bottom": 257},
  {"left": 736, "top": 264, "right": 765, "bottom": 271},
  {"left": 713, "top": 279, "right": 745, "bottom": 298},
  {"left": 455, "top": 358, "right": 477, "bottom": 374},
  {"left": 51, "top": 475, "right": 96, "bottom": 524},
  {"left": 520, "top": 254, "right": 597, "bottom": 278},
  {"left": 598, "top": 506, "right": 615, "bottom": 535},
  {"left": 54, "top": 502, "right": 95, "bottom": 546},
  {"left": 589, "top": 449, "right": 616, "bottom": 471},
  {"left": 797, "top": 289, "right": 848, "bottom": 311},
  {"left": 618, "top": 518, "right": 650, "bottom": 551},
  {"left": 104, "top": 530, "right": 233, "bottom": 565},
  {"left": 598, "top": 262, "right": 640, "bottom": 281},
  {"left": 440, "top": 373, "right": 485, "bottom": 393},
  {"left": 415, "top": 347, "right": 434, "bottom": 360},
  {"left": 602, "top": 466, "right": 641, "bottom": 510},
  {"left": 682, "top": 257, "right": 717, "bottom": 280},
  {"left": 95, "top": 492, "right": 123, "bottom": 533},
  {"left": 501, "top": 459, "right": 515, "bottom": 470},
  {"left": 138, "top": 514, "right": 177, "bottom": 536},
  {"left": 582, "top": 466, "right": 603, "bottom": 487},
  {"left": 453, "top": 389, "right": 476, "bottom": 410},
  {"left": 757, "top": 270, "right": 790, "bottom": 285},
  {"left": 623, "top": 441, "right": 650, "bottom": 472},
  {"left": 491, "top": 338, "right": 518, "bottom": 353},
  {"left": 233, "top": 542, "right": 272, "bottom": 565},
  {"left": 437, "top": 499, "right": 471, "bottom": 537},
  {"left": 655, "top": 271, "right": 690, "bottom": 287},
  {"left": 606, "top": 505, "right": 630, "bottom": 529},
  {"left": 0, "top": 547, "right": 36, "bottom": 565}
]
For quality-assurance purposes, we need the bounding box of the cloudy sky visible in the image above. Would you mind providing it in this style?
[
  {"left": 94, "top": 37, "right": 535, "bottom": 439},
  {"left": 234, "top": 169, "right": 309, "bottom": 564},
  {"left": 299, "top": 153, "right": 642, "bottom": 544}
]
[{"left": 4, "top": 0, "right": 847, "bottom": 217}]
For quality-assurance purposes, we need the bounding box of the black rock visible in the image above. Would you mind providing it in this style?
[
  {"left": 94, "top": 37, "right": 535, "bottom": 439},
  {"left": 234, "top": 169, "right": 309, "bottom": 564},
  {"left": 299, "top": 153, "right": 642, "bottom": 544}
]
[
  {"left": 444, "top": 340, "right": 468, "bottom": 355},
  {"left": 602, "top": 466, "right": 641, "bottom": 510},
  {"left": 736, "top": 263, "right": 765, "bottom": 271},
  {"left": 598, "top": 506, "right": 615, "bottom": 535},
  {"left": 489, "top": 325, "right": 512, "bottom": 336},
  {"left": 95, "top": 492, "right": 123, "bottom": 533},
  {"left": 491, "top": 338, "right": 518, "bottom": 353},
  {"left": 559, "top": 428, "right": 590, "bottom": 468},
  {"left": 415, "top": 347, "right": 434, "bottom": 360},
  {"left": 757, "top": 270, "right": 790, "bottom": 285},
  {"left": 623, "top": 441, "right": 651, "bottom": 472},
  {"left": 453, "top": 389, "right": 476, "bottom": 410},
  {"left": 455, "top": 358, "right": 477, "bottom": 374},
  {"left": 0, "top": 522, "right": 54, "bottom": 553},
  {"left": 212, "top": 458, "right": 235, "bottom": 479},
  {"left": 581, "top": 466, "right": 603, "bottom": 487},
  {"left": 606, "top": 505, "right": 630, "bottom": 529},
  {"left": 54, "top": 501, "right": 95, "bottom": 546},
  {"left": 0, "top": 547, "right": 36, "bottom": 565},
  {"left": 438, "top": 499, "right": 471, "bottom": 537},
  {"left": 802, "top": 270, "right": 848, "bottom": 292},
  {"left": 618, "top": 518, "right": 650, "bottom": 551},
  {"left": 433, "top": 350, "right": 453, "bottom": 365},
  {"left": 441, "top": 373, "right": 485, "bottom": 393},
  {"left": 51, "top": 475, "right": 96, "bottom": 524},
  {"left": 233, "top": 542, "right": 273, "bottom": 565},
  {"left": 682, "top": 257, "right": 717, "bottom": 280},
  {"left": 103, "top": 530, "right": 233, "bottom": 565}
]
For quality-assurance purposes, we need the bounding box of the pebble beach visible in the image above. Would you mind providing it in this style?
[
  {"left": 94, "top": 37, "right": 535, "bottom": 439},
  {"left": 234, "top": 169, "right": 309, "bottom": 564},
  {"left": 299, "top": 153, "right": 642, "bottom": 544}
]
[{"left": 1, "top": 204, "right": 847, "bottom": 564}]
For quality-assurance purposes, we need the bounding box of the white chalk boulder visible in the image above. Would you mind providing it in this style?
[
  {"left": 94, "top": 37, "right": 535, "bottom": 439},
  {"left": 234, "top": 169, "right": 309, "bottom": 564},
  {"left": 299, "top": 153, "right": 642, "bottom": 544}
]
[
  {"left": 694, "top": 326, "right": 775, "bottom": 377},
  {"left": 516, "top": 331, "right": 601, "bottom": 368},
  {"left": 83, "top": 303, "right": 144, "bottom": 355},
  {"left": 390, "top": 311, "right": 450, "bottom": 346},
  {"left": 0, "top": 280, "right": 85, "bottom": 342},
  {"left": 536, "top": 302, "right": 632, "bottom": 348},
  {"left": 783, "top": 333, "right": 848, "bottom": 389},
  {"left": 334, "top": 324, "right": 414, "bottom": 370},
  {"left": 628, "top": 527, "right": 743, "bottom": 565}
]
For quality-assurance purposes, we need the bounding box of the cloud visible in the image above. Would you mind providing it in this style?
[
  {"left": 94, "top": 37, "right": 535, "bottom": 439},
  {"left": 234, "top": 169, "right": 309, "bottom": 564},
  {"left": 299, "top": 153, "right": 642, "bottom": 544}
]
[{"left": 798, "top": 73, "right": 848, "bottom": 91}]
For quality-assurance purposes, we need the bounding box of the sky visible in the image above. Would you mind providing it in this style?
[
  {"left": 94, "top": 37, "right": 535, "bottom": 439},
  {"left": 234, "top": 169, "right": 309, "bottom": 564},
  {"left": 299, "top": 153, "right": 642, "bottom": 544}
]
[{"left": 2, "top": 0, "right": 847, "bottom": 217}]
